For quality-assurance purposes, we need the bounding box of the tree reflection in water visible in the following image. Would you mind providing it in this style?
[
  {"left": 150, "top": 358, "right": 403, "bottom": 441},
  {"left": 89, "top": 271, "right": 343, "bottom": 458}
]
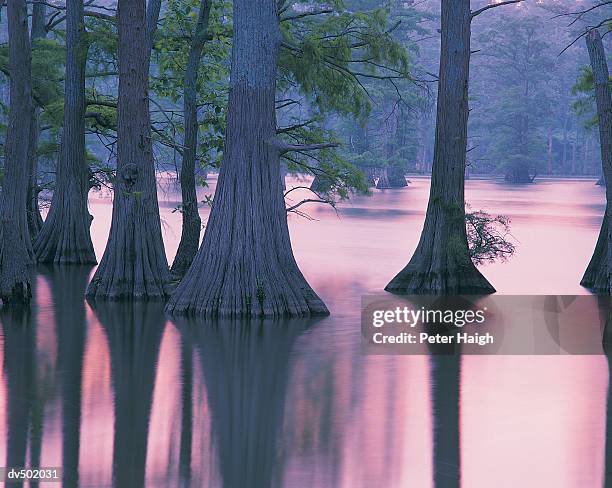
[
  {"left": 43, "top": 265, "right": 91, "bottom": 487},
  {"left": 90, "top": 301, "right": 166, "bottom": 488},
  {"left": 175, "top": 318, "right": 316, "bottom": 488}
]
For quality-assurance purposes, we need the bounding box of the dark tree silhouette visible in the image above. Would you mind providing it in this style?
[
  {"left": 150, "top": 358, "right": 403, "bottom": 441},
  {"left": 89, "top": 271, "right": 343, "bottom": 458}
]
[
  {"left": 0, "top": 0, "right": 34, "bottom": 304},
  {"left": 35, "top": 0, "right": 96, "bottom": 265},
  {"left": 26, "top": 1, "right": 46, "bottom": 239},
  {"left": 86, "top": 0, "right": 170, "bottom": 299},
  {"left": 376, "top": 167, "right": 407, "bottom": 189},
  {"left": 581, "top": 28, "right": 612, "bottom": 292},
  {"left": 166, "top": 0, "right": 328, "bottom": 317},
  {"left": 171, "top": 0, "right": 212, "bottom": 279},
  {"left": 386, "top": 0, "right": 520, "bottom": 295}
]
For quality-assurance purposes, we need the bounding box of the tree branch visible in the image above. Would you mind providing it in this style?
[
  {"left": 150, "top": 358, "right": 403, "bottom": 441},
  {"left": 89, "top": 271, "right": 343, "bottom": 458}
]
[
  {"left": 85, "top": 111, "right": 108, "bottom": 126},
  {"left": 471, "top": 1, "right": 523, "bottom": 20},
  {"left": 281, "top": 9, "right": 333, "bottom": 22},
  {"left": 276, "top": 119, "right": 317, "bottom": 134},
  {"left": 270, "top": 138, "right": 340, "bottom": 154}
]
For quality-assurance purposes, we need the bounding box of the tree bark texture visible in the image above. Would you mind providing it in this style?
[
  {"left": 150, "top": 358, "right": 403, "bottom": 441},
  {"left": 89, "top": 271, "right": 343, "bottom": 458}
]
[
  {"left": 87, "top": 0, "right": 170, "bottom": 300},
  {"left": 35, "top": 0, "right": 97, "bottom": 265},
  {"left": 171, "top": 0, "right": 211, "bottom": 280},
  {"left": 581, "top": 29, "right": 612, "bottom": 292},
  {"left": 166, "top": 0, "right": 328, "bottom": 317},
  {"left": 26, "top": 1, "right": 46, "bottom": 240},
  {"left": 0, "top": 0, "right": 34, "bottom": 304},
  {"left": 146, "top": 0, "right": 162, "bottom": 52},
  {"left": 386, "top": 0, "right": 495, "bottom": 295}
]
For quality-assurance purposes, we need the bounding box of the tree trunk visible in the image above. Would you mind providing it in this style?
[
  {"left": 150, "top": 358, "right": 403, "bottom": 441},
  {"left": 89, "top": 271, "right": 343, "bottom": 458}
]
[
  {"left": 146, "top": 0, "right": 162, "bottom": 52},
  {"left": 0, "top": 0, "right": 34, "bottom": 304},
  {"left": 376, "top": 167, "right": 390, "bottom": 188},
  {"left": 385, "top": 0, "right": 494, "bottom": 295},
  {"left": 171, "top": 0, "right": 211, "bottom": 280},
  {"left": 26, "top": 1, "right": 46, "bottom": 240},
  {"left": 280, "top": 161, "right": 287, "bottom": 190},
  {"left": 86, "top": 0, "right": 170, "bottom": 299},
  {"left": 504, "top": 162, "right": 533, "bottom": 184},
  {"left": 376, "top": 166, "right": 407, "bottom": 189},
  {"left": 365, "top": 167, "right": 376, "bottom": 187},
  {"left": 582, "top": 29, "right": 612, "bottom": 292},
  {"left": 562, "top": 107, "right": 569, "bottom": 170},
  {"left": 572, "top": 123, "right": 578, "bottom": 174},
  {"left": 166, "top": 0, "right": 328, "bottom": 317},
  {"left": 34, "top": 0, "right": 96, "bottom": 265},
  {"left": 547, "top": 127, "right": 553, "bottom": 174}
]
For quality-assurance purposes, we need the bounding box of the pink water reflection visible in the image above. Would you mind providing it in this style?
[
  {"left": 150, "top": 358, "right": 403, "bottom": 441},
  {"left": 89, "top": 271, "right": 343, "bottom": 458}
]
[{"left": 0, "top": 177, "right": 608, "bottom": 487}]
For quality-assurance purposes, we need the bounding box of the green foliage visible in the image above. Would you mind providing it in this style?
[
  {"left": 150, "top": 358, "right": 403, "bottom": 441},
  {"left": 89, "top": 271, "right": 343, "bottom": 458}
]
[
  {"left": 466, "top": 208, "right": 515, "bottom": 265},
  {"left": 571, "top": 66, "right": 612, "bottom": 129},
  {"left": 152, "top": 0, "right": 231, "bottom": 171},
  {"left": 0, "top": 37, "right": 64, "bottom": 164},
  {"left": 277, "top": 0, "right": 424, "bottom": 197},
  {"left": 472, "top": 16, "right": 554, "bottom": 179},
  {"left": 0, "top": 38, "right": 65, "bottom": 109},
  {"left": 279, "top": 1, "right": 411, "bottom": 118}
]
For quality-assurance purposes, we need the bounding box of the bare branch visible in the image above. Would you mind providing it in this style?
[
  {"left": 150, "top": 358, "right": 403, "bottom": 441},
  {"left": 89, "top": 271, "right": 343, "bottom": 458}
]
[
  {"left": 559, "top": 20, "right": 612, "bottom": 55},
  {"left": 552, "top": 1, "right": 612, "bottom": 27},
  {"left": 286, "top": 198, "right": 333, "bottom": 213},
  {"left": 471, "top": 1, "right": 523, "bottom": 20},
  {"left": 281, "top": 9, "right": 333, "bottom": 22}
]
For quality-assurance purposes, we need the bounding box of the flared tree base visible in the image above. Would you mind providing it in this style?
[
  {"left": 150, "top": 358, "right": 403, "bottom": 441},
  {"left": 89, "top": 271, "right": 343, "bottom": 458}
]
[
  {"left": 170, "top": 211, "right": 201, "bottom": 281},
  {"left": 0, "top": 225, "right": 33, "bottom": 305},
  {"left": 385, "top": 262, "right": 496, "bottom": 295},
  {"left": 35, "top": 231, "right": 97, "bottom": 265},
  {"left": 0, "top": 281, "right": 31, "bottom": 306},
  {"left": 166, "top": 269, "right": 330, "bottom": 318},
  {"left": 504, "top": 165, "right": 534, "bottom": 184},
  {"left": 34, "top": 191, "right": 96, "bottom": 265},
  {"left": 377, "top": 169, "right": 407, "bottom": 189},
  {"left": 581, "top": 214, "right": 609, "bottom": 292}
]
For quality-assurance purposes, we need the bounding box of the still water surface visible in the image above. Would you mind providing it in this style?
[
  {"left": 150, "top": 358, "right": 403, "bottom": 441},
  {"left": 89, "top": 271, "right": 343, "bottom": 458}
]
[{"left": 0, "top": 177, "right": 609, "bottom": 487}]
